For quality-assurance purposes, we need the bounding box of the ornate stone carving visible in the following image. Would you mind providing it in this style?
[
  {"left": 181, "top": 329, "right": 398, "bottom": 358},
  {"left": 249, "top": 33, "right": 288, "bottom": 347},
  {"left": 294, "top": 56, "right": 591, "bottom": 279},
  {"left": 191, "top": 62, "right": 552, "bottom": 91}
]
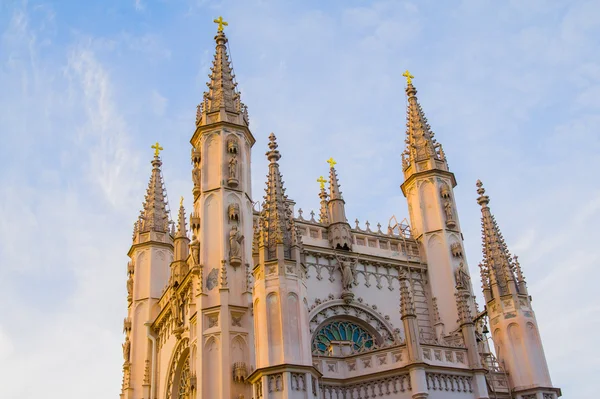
[
  {"left": 320, "top": 374, "right": 410, "bottom": 397},
  {"left": 207, "top": 268, "right": 218, "bottom": 291},
  {"left": 228, "top": 155, "right": 238, "bottom": 187},
  {"left": 208, "top": 314, "right": 219, "bottom": 328},
  {"left": 268, "top": 374, "right": 283, "bottom": 392},
  {"left": 426, "top": 373, "right": 473, "bottom": 393},
  {"left": 229, "top": 225, "right": 244, "bottom": 268},
  {"left": 443, "top": 199, "right": 456, "bottom": 228},
  {"left": 454, "top": 262, "right": 470, "bottom": 290},
  {"left": 192, "top": 165, "right": 201, "bottom": 196},
  {"left": 228, "top": 203, "right": 240, "bottom": 223},
  {"left": 451, "top": 242, "right": 463, "bottom": 258},
  {"left": 122, "top": 336, "right": 131, "bottom": 363},
  {"left": 227, "top": 137, "right": 239, "bottom": 154},
  {"left": 189, "top": 235, "right": 200, "bottom": 265},
  {"left": 291, "top": 373, "right": 306, "bottom": 391},
  {"left": 232, "top": 362, "right": 247, "bottom": 383}
]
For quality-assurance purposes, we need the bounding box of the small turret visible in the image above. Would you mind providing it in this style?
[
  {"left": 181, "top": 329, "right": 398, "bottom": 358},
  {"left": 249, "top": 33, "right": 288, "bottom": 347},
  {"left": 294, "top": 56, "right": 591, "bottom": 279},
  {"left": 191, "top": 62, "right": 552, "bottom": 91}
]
[{"left": 171, "top": 197, "right": 190, "bottom": 286}]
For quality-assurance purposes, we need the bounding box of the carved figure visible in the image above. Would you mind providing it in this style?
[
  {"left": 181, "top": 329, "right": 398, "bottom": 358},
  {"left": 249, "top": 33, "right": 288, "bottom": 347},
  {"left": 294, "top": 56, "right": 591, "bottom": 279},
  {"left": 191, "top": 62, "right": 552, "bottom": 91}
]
[
  {"left": 229, "top": 156, "right": 237, "bottom": 180},
  {"left": 455, "top": 262, "right": 470, "bottom": 290},
  {"left": 126, "top": 273, "right": 133, "bottom": 300},
  {"left": 171, "top": 294, "right": 183, "bottom": 327},
  {"left": 192, "top": 166, "right": 201, "bottom": 190},
  {"left": 189, "top": 235, "right": 200, "bottom": 265},
  {"left": 228, "top": 203, "right": 240, "bottom": 223},
  {"left": 336, "top": 256, "right": 355, "bottom": 291},
  {"left": 444, "top": 200, "right": 454, "bottom": 222},
  {"left": 229, "top": 225, "right": 244, "bottom": 258},
  {"left": 123, "top": 337, "right": 131, "bottom": 363}
]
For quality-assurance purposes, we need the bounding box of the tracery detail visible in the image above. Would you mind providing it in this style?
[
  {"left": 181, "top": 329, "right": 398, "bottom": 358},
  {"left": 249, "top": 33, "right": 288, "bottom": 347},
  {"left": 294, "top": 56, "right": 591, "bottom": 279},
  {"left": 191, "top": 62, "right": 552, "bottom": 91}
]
[{"left": 312, "top": 320, "right": 375, "bottom": 355}]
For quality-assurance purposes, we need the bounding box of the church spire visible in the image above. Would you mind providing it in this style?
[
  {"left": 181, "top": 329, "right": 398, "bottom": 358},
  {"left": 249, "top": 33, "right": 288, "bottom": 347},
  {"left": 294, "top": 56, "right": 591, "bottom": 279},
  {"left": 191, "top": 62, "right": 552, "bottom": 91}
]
[
  {"left": 401, "top": 71, "right": 449, "bottom": 178},
  {"left": 175, "top": 197, "right": 187, "bottom": 239},
  {"left": 138, "top": 143, "right": 171, "bottom": 234},
  {"left": 258, "top": 133, "right": 298, "bottom": 260},
  {"left": 476, "top": 180, "right": 520, "bottom": 299},
  {"left": 317, "top": 176, "right": 329, "bottom": 224},
  {"left": 326, "top": 158, "right": 352, "bottom": 250},
  {"left": 196, "top": 18, "right": 248, "bottom": 127}
]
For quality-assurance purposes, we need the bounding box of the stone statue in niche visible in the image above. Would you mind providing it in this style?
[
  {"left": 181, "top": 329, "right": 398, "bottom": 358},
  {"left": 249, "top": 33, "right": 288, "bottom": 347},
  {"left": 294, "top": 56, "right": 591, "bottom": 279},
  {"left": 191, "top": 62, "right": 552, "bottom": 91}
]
[
  {"left": 455, "top": 262, "right": 471, "bottom": 290},
  {"left": 335, "top": 254, "right": 356, "bottom": 293},
  {"left": 444, "top": 199, "right": 456, "bottom": 228},
  {"left": 229, "top": 225, "right": 244, "bottom": 267},
  {"left": 171, "top": 294, "right": 183, "bottom": 328},
  {"left": 228, "top": 203, "right": 240, "bottom": 223},
  {"left": 122, "top": 336, "right": 131, "bottom": 363},
  {"left": 229, "top": 156, "right": 237, "bottom": 178},
  {"left": 192, "top": 166, "right": 201, "bottom": 194},
  {"left": 126, "top": 272, "right": 133, "bottom": 304},
  {"left": 189, "top": 235, "right": 200, "bottom": 265}
]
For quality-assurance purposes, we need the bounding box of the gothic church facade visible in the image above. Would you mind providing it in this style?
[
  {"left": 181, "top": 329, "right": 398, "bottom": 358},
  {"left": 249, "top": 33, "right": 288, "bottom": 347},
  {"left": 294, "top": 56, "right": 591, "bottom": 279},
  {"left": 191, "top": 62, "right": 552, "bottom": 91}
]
[{"left": 119, "top": 23, "right": 561, "bottom": 399}]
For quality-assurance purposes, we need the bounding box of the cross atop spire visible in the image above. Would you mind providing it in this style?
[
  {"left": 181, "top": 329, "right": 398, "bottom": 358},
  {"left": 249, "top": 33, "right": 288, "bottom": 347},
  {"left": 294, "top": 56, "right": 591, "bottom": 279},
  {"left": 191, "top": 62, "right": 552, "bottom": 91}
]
[
  {"left": 317, "top": 176, "right": 327, "bottom": 190},
  {"left": 151, "top": 142, "right": 163, "bottom": 157},
  {"left": 213, "top": 16, "right": 228, "bottom": 32},
  {"left": 402, "top": 70, "right": 414, "bottom": 85},
  {"left": 196, "top": 19, "right": 248, "bottom": 128},
  {"left": 401, "top": 72, "right": 449, "bottom": 178},
  {"left": 137, "top": 149, "right": 171, "bottom": 234},
  {"left": 327, "top": 157, "right": 337, "bottom": 169}
]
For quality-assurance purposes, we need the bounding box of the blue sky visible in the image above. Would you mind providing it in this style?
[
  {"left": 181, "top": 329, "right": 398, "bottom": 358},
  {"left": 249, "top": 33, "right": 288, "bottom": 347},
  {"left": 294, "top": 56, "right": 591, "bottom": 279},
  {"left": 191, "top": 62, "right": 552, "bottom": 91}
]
[{"left": 1, "top": 0, "right": 599, "bottom": 397}]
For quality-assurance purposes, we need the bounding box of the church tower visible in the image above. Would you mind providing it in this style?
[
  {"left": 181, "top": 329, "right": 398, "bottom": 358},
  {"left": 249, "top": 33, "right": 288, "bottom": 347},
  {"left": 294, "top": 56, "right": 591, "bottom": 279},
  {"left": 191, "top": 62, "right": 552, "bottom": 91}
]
[
  {"left": 249, "top": 134, "right": 320, "bottom": 398},
  {"left": 190, "top": 21, "right": 255, "bottom": 399},
  {"left": 400, "top": 72, "right": 489, "bottom": 398},
  {"left": 121, "top": 148, "right": 173, "bottom": 399},
  {"left": 476, "top": 181, "right": 560, "bottom": 399}
]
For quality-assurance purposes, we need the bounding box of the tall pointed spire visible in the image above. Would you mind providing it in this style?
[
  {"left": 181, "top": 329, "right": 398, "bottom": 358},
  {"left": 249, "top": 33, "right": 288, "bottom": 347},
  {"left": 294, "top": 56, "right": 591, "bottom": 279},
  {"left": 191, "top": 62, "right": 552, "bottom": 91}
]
[
  {"left": 139, "top": 148, "right": 171, "bottom": 234},
  {"left": 326, "top": 158, "right": 352, "bottom": 250},
  {"left": 318, "top": 176, "right": 329, "bottom": 224},
  {"left": 476, "top": 180, "right": 519, "bottom": 299},
  {"left": 327, "top": 158, "right": 342, "bottom": 200},
  {"left": 258, "top": 133, "right": 298, "bottom": 260},
  {"left": 175, "top": 197, "right": 187, "bottom": 239},
  {"left": 401, "top": 71, "right": 448, "bottom": 177},
  {"left": 196, "top": 21, "right": 248, "bottom": 127}
]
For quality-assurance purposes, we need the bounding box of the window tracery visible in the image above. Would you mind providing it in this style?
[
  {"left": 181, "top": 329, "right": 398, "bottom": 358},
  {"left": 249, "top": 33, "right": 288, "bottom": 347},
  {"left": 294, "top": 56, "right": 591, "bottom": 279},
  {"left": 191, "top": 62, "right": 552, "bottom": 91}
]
[{"left": 312, "top": 320, "right": 375, "bottom": 355}]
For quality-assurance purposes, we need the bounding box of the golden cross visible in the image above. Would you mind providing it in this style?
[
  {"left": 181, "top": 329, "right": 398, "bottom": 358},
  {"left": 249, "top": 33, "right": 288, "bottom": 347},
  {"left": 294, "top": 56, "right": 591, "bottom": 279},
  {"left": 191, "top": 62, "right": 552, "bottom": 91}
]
[
  {"left": 317, "top": 176, "right": 327, "bottom": 189},
  {"left": 327, "top": 157, "right": 337, "bottom": 169},
  {"left": 213, "top": 16, "right": 228, "bottom": 32},
  {"left": 402, "top": 70, "right": 414, "bottom": 85},
  {"left": 151, "top": 142, "right": 163, "bottom": 157},
  {"left": 180, "top": 196, "right": 184, "bottom": 207}
]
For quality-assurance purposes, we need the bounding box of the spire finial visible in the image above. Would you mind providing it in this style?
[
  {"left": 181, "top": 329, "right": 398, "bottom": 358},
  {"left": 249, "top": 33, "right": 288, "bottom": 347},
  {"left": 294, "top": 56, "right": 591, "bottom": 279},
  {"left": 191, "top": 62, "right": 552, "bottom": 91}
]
[
  {"left": 151, "top": 142, "right": 164, "bottom": 157},
  {"left": 317, "top": 176, "right": 327, "bottom": 190},
  {"left": 402, "top": 70, "right": 414, "bottom": 85},
  {"left": 476, "top": 180, "right": 490, "bottom": 206},
  {"left": 213, "top": 16, "right": 228, "bottom": 32},
  {"left": 266, "top": 133, "right": 281, "bottom": 163},
  {"left": 180, "top": 196, "right": 184, "bottom": 207},
  {"left": 327, "top": 157, "right": 337, "bottom": 169}
]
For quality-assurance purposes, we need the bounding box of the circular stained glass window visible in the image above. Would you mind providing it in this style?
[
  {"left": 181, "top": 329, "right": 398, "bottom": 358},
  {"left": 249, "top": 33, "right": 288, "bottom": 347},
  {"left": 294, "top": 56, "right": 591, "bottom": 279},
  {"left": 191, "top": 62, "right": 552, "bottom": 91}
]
[{"left": 312, "top": 320, "right": 375, "bottom": 355}]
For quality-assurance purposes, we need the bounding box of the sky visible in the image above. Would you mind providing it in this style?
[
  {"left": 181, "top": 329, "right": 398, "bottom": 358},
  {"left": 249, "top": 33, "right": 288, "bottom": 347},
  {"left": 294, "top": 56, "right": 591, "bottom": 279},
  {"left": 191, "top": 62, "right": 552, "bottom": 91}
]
[{"left": 0, "top": 0, "right": 598, "bottom": 397}]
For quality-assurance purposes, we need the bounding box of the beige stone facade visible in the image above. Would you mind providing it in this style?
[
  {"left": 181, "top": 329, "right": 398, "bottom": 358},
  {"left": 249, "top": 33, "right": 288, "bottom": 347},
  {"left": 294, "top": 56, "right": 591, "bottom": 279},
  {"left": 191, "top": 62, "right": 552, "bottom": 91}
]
[{"left": 119, "top": 26, "right": 561, "bottom": 399}]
